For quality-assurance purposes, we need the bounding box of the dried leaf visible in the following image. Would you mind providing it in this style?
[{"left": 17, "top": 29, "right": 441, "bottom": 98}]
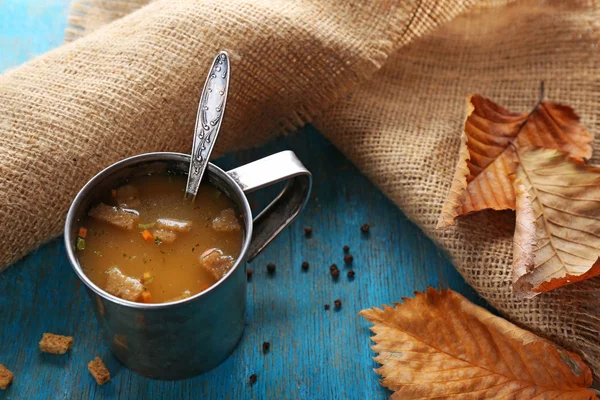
[
  {"left": 513, "top": 147, "right": 600, "bottom": 297},
  {"left": 360, "top": 288, "right": 597, "bottom": 400},
  {"left": 438, "top": 95, "right": 592, "bottom": 228}
]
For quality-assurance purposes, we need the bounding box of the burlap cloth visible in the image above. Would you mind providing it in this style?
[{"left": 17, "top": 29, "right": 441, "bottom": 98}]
[{"left": 1, "top": 0, "right": 599, "bottom": 379}]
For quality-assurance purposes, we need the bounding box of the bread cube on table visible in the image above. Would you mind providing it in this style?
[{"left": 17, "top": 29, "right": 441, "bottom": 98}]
[
  {"left": 39, "top": 333, "right": 74, "bottom": 354},
  {"left": 88, "top": 357, "right": 111, "bottom": 385},
  {"left": 0, "top": 364, "right": 13, "bottom": 390}
]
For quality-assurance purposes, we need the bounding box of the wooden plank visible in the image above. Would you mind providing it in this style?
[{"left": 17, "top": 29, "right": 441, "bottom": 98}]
[
  {"left": 0, "top": 0, "right": 70, "bottom": 72},
  {"left": 0, "top": 4, "right": 487, "bottom": 398}
]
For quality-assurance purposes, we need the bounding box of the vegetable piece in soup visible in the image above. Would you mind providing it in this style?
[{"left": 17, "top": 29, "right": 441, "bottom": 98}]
[{"left": 77, "top": 173, "right": 243, "bottom": 303}]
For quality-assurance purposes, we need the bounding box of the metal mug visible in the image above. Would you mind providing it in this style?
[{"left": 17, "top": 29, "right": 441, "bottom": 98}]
[{"left": 64, "top": 150, "right": 312, "bottom": 379}]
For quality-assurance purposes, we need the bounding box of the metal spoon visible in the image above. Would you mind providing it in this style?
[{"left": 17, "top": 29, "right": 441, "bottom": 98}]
[{"left": 185, "top": 51, "right": 230, "bottom": 200}]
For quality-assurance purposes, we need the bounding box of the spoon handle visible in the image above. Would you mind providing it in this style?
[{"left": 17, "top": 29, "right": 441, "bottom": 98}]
[{"left": 186, "top": 51, "right": 230, "bottom": 199}]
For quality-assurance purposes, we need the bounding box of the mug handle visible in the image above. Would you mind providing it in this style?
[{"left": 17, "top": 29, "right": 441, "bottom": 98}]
[{"left": 226, "top": 151, "right": 312, "bottom": 262}]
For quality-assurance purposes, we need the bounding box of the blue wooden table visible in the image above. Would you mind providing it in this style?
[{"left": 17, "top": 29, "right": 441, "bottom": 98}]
[{"left": 0, "top": 2, "right": 486, "bottom": 399}]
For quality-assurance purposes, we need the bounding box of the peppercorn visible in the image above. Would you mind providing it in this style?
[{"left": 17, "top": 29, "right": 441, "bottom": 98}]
[
  {"left": 361, "top": 224, "right": 370, "bottom": 233},
  {"left": 304, "top": 227, "right": 312, "bottom": 237},
  {"left": 331, "top": 268, "right": 340, "bottom": 279},
  {"left": 324, "top": 304, "right": 330, "bottom": 310},
  {"left": 347, "top": 270, "right": 355, "bottom": 278},
  {"left": 330, "top": 263, "right": 340, "bottom": 279},
  {"left": 247, "top": 269, "right": 253, "bottom": 280},
  {"left": 262, "top": 342, "right": 270, "bottom": 353},
  {"left": 267, "top": 263, "right": 276, "bottom": 274},
  {"left": 344, "top": 254, "right": 353, "bottom": 264},
  {"left": 301, "top": 261, "right": 309, "bottom": 271},
  {"left": 334, "top": 299, "right": 342, "bottom": 309},
  {"left": 343, "top": 245, "right": 349, "bottom": 253},
  {"left": 249, "top": 374, "right": 257, "bottom": 385}
]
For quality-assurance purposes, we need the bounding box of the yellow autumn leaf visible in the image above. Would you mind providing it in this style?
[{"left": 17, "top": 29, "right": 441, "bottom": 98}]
[
  {"left": 437, "top": 94, "right": 592, "bottom": 228},
  {"left": 513, "top": 146, "right": 600, "bottom": 298},
  {"left": 360, "top": 288, "right": 597, "bottom": 399}
]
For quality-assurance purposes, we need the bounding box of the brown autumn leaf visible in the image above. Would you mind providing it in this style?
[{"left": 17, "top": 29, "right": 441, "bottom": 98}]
[
  {"left": 513, "top": 146, "right": 600, "bottom": 298},
  {"left": 437, "top": 94, "right": 592, "bottom": 228},
  {"left": 360, "top": 288, "right": 597, "bottom": 400}
]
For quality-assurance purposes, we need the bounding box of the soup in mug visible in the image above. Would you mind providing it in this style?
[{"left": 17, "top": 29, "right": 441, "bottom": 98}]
[{"left": 76, "top": 173, "right": 244, "bottom": 304}]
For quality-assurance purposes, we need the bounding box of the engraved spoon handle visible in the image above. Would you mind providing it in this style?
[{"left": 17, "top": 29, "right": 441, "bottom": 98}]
[{"left": 185, "top": 51, "right": 230, "bottom": 200}]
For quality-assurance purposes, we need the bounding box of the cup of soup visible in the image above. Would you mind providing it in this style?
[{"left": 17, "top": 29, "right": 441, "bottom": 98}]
[{"left": 64, "top": 151, "right": 311, "bottom": 379}]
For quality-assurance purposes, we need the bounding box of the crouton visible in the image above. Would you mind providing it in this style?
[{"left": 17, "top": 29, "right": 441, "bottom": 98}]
[
  {"left": 152, "top": 228, "right": 176, "bottom": 244},
  {"left": 198, "top": 248, "right": 235, "bottom": 279},
  {"left": 39, "top": 333, "right": 74, "bottom": 354},
  {"left": 116, "top": 184, "right": 140, "bottom": 208},
  {"left": 211, "top": 208, "right": 241, "bottom": 232},
  {"left": 88, "top": 357, "right": 110, "bottom": 385},
  {"left": 0, "top": 364, "right": 13, "bottom": 390},
  {"left": 167, "top": 290, "right": 192, "bottom": 302},
  {"left": 88, "top": 203, "right": 139, "bottom": 230},
  {"left": 156, "top": 218, "right": 192, "bottom": 232},
  {"left": 104, "top": 267, "right": 145, "bottom": 301}
]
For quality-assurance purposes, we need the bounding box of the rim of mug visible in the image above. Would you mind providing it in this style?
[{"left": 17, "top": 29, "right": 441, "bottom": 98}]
[{"left": 64, "top": 152, "right": 253, "bottom": 310}]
